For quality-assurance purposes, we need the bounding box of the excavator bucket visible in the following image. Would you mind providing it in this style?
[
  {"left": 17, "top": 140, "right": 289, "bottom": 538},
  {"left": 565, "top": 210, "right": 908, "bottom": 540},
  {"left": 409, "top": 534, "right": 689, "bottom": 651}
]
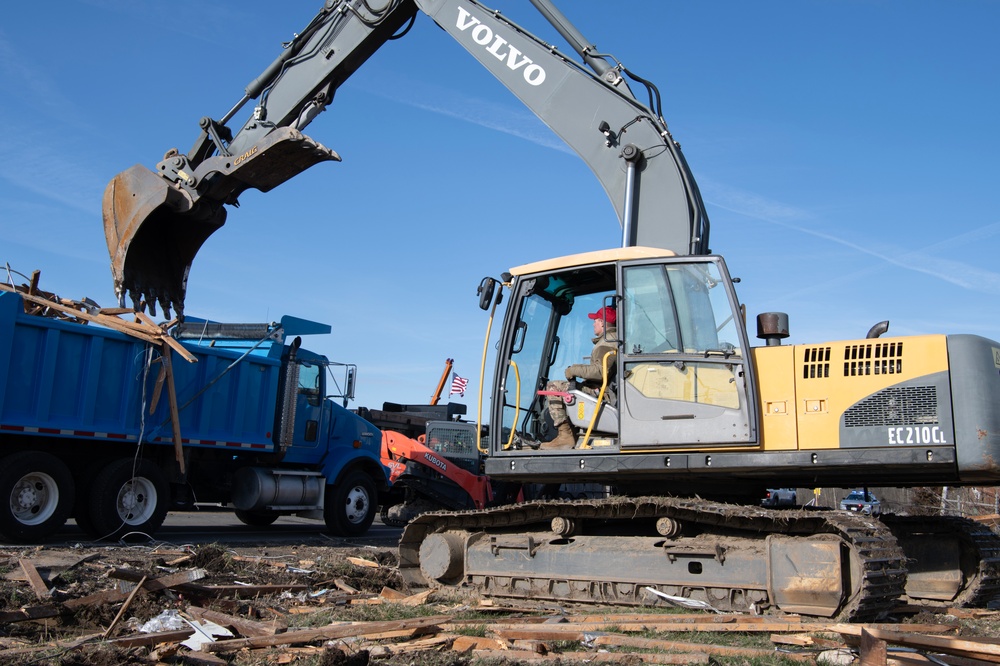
[
  {"left": 103, "top": 128, "right": 341, "bottom": 318},
  {"left": 103, "top": 164, "right": 225, "bottom": 319}
]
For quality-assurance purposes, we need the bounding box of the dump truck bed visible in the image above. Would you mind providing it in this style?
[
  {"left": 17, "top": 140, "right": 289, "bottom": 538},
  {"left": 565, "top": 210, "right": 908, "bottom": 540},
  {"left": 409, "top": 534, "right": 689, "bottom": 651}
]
[{"left": 0, "top": 292, "right": 281, "bottom": 451}]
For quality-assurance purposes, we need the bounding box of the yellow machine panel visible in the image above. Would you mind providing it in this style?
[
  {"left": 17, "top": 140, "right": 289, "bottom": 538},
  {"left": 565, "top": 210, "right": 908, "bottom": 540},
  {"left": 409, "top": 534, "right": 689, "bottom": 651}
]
[{"left": 753, "top": 335, "right": 950, "bottom": 452}]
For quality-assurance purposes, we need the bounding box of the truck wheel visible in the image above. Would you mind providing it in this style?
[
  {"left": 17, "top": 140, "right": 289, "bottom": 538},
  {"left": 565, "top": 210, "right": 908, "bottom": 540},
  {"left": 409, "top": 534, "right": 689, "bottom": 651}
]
[
  {"left": 324, "top": 471, "right": 376, "bottom": 536},
  {"left": 89, "top": 458, "right": 168, "bottom": 541},
  {"left": 0, "top": 451, "right": 75, "bottom": 543},
  {"left": 234, "top": 510, "right": 280, "bottom": 527}
]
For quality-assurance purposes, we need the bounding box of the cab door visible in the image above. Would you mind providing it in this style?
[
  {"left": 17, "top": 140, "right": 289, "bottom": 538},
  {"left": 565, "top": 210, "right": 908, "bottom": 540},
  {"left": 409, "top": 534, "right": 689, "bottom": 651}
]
[{"left": 618, "top": 257, "right": 757, "bottom": 448}]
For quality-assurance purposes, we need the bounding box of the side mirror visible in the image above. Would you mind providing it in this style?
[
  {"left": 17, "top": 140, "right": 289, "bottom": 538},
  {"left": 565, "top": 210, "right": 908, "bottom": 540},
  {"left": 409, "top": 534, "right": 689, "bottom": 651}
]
[
  {"left": 478, "top": 277, "right": 498, "bottom": 311},
  {"left": 345, "top": 366, "right": 356, "bottom": 400}
]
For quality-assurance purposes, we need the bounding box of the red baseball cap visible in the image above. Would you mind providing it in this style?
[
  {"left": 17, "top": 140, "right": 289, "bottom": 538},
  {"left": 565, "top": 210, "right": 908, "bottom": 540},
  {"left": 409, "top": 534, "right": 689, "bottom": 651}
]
[{"left": 588, "top": 306, "right": 616, "bottom": 325}]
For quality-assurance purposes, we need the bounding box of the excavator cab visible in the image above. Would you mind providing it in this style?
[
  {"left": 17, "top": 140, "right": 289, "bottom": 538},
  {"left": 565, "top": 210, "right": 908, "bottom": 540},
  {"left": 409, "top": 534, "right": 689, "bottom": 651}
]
[{"left": 486, "top": 247, "right": 758, "bottom": 488}]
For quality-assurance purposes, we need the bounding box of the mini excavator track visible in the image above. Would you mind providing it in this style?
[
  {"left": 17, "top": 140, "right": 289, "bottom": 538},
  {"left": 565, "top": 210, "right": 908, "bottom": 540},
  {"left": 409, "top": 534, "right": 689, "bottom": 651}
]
[{"left": 399, "top": 497, "right": 909, "bottom": 621}]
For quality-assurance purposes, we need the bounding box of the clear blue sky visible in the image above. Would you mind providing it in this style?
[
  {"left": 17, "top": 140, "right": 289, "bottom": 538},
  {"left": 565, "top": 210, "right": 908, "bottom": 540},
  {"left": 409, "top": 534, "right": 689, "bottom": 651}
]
[{"left": 2, "top": 1, "right": 998, "bottom": 411}]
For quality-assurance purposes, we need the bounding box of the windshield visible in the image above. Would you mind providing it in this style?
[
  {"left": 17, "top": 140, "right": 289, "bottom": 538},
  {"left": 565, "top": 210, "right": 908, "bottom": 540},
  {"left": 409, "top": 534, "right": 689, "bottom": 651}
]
[{"left": 623, "top": 262, "right": 741, "bottom": 356}]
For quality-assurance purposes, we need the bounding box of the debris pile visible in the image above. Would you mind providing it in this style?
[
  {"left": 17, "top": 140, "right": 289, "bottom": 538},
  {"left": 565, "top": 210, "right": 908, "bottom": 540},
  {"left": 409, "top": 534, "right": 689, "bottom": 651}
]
[{"left": 2, "top": 543, "right": 1000, "bottom": 665}]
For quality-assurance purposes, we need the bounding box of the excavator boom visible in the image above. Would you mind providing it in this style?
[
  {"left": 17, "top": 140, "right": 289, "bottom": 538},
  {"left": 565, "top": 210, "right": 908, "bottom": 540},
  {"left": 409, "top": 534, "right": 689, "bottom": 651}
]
[{"left": 102, "top": 0, "right": 710, "bottom": 317}]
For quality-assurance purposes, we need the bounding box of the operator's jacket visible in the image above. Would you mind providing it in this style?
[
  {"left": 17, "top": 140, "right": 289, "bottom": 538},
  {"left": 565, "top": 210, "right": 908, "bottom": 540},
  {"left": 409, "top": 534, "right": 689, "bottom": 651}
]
[{"left": 566, "top": 327, "right": 618, "bottom": 405}]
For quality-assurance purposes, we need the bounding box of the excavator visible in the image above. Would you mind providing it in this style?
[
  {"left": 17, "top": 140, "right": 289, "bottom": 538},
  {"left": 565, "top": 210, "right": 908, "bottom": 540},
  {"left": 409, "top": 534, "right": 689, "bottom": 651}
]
[{"left": 102, "top": 0, "right": 1000, "bottom": 620}]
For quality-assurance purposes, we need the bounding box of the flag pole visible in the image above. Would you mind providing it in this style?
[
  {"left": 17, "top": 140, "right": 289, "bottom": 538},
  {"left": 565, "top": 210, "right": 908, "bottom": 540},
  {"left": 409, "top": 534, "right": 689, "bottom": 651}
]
[{"left": 430, "top": 358, "right": 454, "bottom": 406}]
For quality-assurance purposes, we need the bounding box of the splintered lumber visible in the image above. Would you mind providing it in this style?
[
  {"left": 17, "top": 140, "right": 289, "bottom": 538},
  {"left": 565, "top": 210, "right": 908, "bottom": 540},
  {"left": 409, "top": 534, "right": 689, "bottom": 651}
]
[
  {"left": 366, "top": 634, "right": 454, "bottom": 657},
  {"left": 102, "top": 574, "right": 147, "bottom": 638},
  {"left": 861, "top": 628, "right": 889, "bottom": 666},
  {"left": 186, "top": 605, "right": 283, "bottom": 638},
  {"left": 18, "top": 559, "right": 50, "bottom": 599},
  {"left": 0, "top": 281, "right": 197, "bottom": 362},
  {"left": 451, "top": 635, "right": 509, "bottom": 653},
  {"left": 160, "top": 342, "right": 186, "bottom": 475},
  {"left": 0, "top": 589, "right": 131, "bottom": 624},
  {"left": 0, "top": 604, "right": 62, "bottom": 623},
  {"left": 111, "top": 567, "right": 207, "bottom": 591},
  {"left": 347, "top": 556, "right": 380, "bottom": 568},
  {"left": 178, "top": 651, "right": 228, "bottom": 666},
  {"left": 203, "top": 615, "right": 451, "bottom": 652},
  {"left": 830, "top": 624, "right": 1000, "bottom": 664},
  {"left": 398, "top": 589, "right": 435, "bottom": 606},
  {"left": 104, "top": 628, "right": 196, "bottom": 648},
  {"left": 380, "top": 586, "right": 408, "bottom": 600}
]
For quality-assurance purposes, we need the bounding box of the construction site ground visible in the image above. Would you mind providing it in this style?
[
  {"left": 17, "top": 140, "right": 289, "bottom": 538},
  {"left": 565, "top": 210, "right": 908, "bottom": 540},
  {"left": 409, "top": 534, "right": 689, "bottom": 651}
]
[{"left": 3, "top": 524, "right": 1000, "bottom": 666}]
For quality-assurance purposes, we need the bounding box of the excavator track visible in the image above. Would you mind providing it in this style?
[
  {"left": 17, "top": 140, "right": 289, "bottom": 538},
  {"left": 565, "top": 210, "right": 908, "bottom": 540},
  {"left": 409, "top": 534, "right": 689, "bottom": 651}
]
[
  {"left": 882, "top": 514, "right": 1000, "bottom": 608},
  {"left": 399, "top": 497, "right": 908, "bottom": 621}
]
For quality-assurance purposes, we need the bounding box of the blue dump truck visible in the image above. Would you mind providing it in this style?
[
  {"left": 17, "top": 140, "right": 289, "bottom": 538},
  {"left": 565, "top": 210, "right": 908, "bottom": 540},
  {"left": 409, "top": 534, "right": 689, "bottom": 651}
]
[{"left": 0, "top": 290, "right": 389, "bottom": 543}]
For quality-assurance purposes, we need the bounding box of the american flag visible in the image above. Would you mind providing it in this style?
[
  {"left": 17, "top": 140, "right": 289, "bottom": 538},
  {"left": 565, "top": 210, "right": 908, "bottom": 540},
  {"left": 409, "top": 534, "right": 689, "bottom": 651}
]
[{"left": 449, "top": 372, "right": 469, "bottom": 397}]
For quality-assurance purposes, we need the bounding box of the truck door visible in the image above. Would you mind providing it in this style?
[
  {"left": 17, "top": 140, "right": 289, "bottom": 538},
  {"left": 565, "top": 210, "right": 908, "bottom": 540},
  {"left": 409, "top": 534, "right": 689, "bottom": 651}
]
[
  {"left": 618, "top": 257, "right": 757, "bottom": 448},
  {"left": 287, "top": 360, "right": 324, "bottom": 451}
]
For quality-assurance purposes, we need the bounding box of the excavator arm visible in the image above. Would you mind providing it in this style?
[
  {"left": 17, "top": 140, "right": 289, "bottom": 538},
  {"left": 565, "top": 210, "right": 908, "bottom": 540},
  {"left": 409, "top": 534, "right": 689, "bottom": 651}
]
[{"left": 103, "top": 0, "right": 710, "bottom": 317}]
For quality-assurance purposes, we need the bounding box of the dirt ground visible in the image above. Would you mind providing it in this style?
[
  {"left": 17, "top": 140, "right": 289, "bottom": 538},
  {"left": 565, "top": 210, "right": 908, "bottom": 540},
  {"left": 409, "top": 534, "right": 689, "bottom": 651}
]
[
  {"left": 3, "top": 539, "right": 1000, "bottom": 666},
  {"left": 1, "top": 540, "right": 410, "bottom": 665}
]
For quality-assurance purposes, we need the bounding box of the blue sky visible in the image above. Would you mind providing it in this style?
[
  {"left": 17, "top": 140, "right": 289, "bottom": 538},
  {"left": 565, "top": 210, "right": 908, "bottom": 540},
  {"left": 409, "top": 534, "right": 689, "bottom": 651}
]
[{"left": 2, "top": 1, "right": 998, "bottom": 411}]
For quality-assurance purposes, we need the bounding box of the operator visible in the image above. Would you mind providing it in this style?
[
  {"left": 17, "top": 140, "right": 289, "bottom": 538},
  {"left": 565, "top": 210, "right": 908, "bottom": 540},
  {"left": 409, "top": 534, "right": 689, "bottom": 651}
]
[{"left": 539, "top": 305, "right": 618, "bottom": 450}]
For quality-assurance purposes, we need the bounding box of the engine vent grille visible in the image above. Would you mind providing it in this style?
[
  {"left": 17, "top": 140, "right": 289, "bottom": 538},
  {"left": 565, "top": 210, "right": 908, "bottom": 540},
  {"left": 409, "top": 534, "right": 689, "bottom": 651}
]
[
  {"left": 844, "top": 385, "right": 938, "bottom": 427},
  {"left": 802, "top": 346, "right": 831, "bottom": 379},
  {"left": 844, "top": 341, "right": 903, "bottom": 377}
]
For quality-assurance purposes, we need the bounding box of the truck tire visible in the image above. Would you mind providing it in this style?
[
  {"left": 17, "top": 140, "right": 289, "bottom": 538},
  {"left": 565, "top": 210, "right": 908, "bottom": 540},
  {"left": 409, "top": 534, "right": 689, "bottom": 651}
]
[
  {"left": 234, "top": 510, "right": 280, "bottom": 527},
  {"left": 0, "top": 451, "right": 75, "bottom": 543},
  {"left": 88, "top": 458, "right": 168, "bottom": 541},
  {"left": 324, "top": 471, "right": 376, "bottom": 536}
]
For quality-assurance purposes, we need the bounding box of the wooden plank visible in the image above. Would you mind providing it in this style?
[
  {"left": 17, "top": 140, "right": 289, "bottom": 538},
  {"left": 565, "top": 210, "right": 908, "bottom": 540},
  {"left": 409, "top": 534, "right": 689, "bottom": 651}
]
[
  {"left": 452, "top": 635, "right": 509, "bottom": 653},
  {"left": 149, "top": 361, "right": 167, "bottom": 414},
  {"left": 531, "top": 612, "right": 803, "bottom": 625},
  {"left": 334, "top": 578, "right": 360, "bottom": 593},
  {"left": 772, "top": 633, "right": 846, "bottom": 650},
  {"left": 186, "top": 605, "right": 283, "bottom": 638},
  {"left": 0, "top": 285, "right": 163, "bottom": 343},
  {"left": 181, "top": 651, "right": 229, "bottom": 666},
  {"left": 105, "top": 628, "right": 195, "bottom": 648},
  {"left": 62, "top": 588, "right": 129, "bottom": 609},
  {"left": 203, "top": 615, "right": 451, "bottom": 652},
  {"left": 111, "top": 567, "right": 206, "bottom": 591},
  {"left": 830, "top": 624, "right": 1000, "bottom": 663},
  {"left": 160, "top": 343, "right": 186, "bottom": 475},
  {"left": 560, "top": 650, "right": 709, "bottom": 664},
  {"left": 398, "top": 589, "right": 435, "bottom": 606},
  {"left": 347, "top": 556, "right": 380, "bottom": 568},
  {"left": 592, "top": 634, "right": 816, "bottom": 662},
  {"left": 137, "top": 312, "right": 197, "bottom": 363},
  {"left": 492, "top": 620, "right": 810, "bottom": 637},
  {"left": 379, "top": 586, "right": 408, "bottom": 600},
  {"left": 0, "top": 604, "right": 61, "bottom": 623},
  {"left": 861, "top": 628, "right": 888, "bottom": 666},
  {"left": 0, "top": 587, "right": 130, "bottom": 624},
  {"left": 19, "top": 559, "right": 50, "bottom": 599},
  {"left": 102, "top": 575, "right": 147, "bottom": 638},
  {"left": 178, "top": 583, "right": 309, "bottom": 597}
]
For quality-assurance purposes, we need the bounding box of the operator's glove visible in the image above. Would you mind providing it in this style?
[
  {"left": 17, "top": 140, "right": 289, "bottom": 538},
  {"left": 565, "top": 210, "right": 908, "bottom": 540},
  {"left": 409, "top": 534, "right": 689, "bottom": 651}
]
[{"left": 564, "top": 366, "right": 576, "bottom": 380}]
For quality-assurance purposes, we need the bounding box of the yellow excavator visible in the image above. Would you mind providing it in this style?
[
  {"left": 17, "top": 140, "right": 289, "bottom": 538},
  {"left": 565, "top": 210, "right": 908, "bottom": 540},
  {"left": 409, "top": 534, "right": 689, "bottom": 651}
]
[{"left": 102, "top": 0, "right": 1000, "bottom": 620}]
